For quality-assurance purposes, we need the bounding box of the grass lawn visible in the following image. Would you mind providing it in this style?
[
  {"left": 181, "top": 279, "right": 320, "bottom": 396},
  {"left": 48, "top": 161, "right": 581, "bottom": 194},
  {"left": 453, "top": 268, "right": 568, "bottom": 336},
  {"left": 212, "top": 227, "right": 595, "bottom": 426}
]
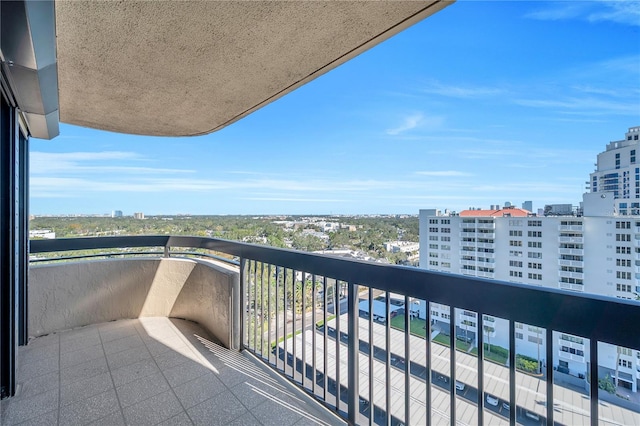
[
  {"left": 390, "top": 314, "right": 428, "bottom": 338},
  {"left": 315, "top": 314, "right": 337, "bottom": 328},
  {"left": 470, "top": 346, "right": 508, "bottom": 365},
  {"left": 432, "top": 333, "right": 450, "bottom": 346}
]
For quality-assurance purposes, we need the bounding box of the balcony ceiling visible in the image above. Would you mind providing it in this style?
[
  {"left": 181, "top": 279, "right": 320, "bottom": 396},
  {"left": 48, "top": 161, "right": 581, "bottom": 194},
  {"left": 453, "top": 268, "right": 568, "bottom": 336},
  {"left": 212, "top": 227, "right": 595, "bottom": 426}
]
[{"left": 55, "top": 0, "right": 451, "bottom": 137}]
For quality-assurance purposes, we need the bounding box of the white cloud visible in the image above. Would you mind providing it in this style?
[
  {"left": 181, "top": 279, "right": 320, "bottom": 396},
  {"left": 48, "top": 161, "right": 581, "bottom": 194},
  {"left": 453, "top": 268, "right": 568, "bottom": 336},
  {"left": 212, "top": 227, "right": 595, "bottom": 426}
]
[
  {"left": 421, "top": 81, "right": 504, "bottom": 98},
  {"left": 30, "top": 151, "right": 194, "bottom": 175},
  {"left": 386, "top": 113, "right": 424, "bottom": 135},
  {"left": 513, "top": 96, "right": 639, "bottom": 116},
  {"left": 525, "top": 1, "right": 640, "bottom": 26},
  {"left": 414, "top": 171, "right": 473, "bottom": 177}
]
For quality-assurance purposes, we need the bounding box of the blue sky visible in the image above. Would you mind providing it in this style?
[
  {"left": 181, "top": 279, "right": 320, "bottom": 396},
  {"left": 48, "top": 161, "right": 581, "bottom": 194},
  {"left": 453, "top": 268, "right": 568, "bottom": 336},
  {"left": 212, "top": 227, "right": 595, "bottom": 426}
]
[{"left": 31, "top": 1, "right": 640, "bottom": 216}]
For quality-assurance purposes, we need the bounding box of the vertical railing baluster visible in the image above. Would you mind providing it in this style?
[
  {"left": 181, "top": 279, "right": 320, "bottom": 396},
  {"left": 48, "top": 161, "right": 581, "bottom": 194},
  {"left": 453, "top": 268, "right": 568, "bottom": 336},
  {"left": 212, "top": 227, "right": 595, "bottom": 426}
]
[
  {"left": 275, "top": 266, "right": 280, "bottom": 371},
  {"left": 253, "top": 260, "right": 258, "bottom": 353},
  {"left": 347, "top": 282, "right": 359, "bottom": 425},
  {"left": 302, "top": 272, "right": 307, "bottom": 388},
  {"left": 590, "top": 339, "right": 598, "bottom": 426},
  {"left": 312, "top": 274, "right": 317, "bottom": 395},
  {"left": 477, "top": 313, "right": 484, "bottom": 426},
  {"left": 368, "top": 287, "right": 374, "bottom": 426},
  {"left": 267, "top": 264, "right": 272, "bottom": 364},
  {"left": 425, "top": 300, "right": 432, "bottom": 426},
  {"left": 404, "top": 295, "right": 410, "bottom": 426},
  {"left": 284, "top": 267, "right": 289, "bottom": 377},
  {"left": 335, "top": 280, "right": 341, "bottom": 412},
  {"left": 239, "top": 258, "right": 247, "bottom": 350},
  {"left": 293, "top": 269, "right": 298, "bottom": 382},
  {"left": 260, "top": 262, "right": 265, "bottom": 358},
  {"left": 509, "top": 320, "right": 516, "bottom": 425},
  {"left": 449, "top": 306, "right": 456, "bottom": 426},
  {"left": 323, "top": 276, "right": 328, "bottom": 402},
  {"left": 385, "top": 291, "right": 391, "bottom": 426},
  {"left": 546, "top": 327, "right": 554, "bottom": 425}
]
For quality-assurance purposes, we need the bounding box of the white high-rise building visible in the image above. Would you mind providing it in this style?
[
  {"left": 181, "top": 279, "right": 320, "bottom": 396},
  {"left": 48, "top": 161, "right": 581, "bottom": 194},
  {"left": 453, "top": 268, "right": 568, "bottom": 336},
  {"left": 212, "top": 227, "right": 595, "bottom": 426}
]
[{"left": 419, "top": 126, "right": 640, "bottom": 392}]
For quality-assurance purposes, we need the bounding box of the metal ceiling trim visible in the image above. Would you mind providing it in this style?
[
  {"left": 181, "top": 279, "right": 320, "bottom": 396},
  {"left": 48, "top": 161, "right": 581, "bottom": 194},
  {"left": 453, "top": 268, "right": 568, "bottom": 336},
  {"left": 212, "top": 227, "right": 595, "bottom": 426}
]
[{"left": 0, "top": 0, "right": 59, "bottom": 139}]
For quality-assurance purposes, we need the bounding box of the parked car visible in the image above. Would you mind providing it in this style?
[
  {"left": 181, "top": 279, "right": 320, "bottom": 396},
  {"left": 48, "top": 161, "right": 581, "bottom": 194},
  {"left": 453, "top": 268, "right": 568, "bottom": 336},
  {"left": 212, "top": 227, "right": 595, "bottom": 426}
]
[
  {"left": 486, "top": 394, "right": 499, "bottom": 407},
  {"left": 525, "top": 411, "right": 540, "bottom": 421},
  {"left": 455, "top": 381, "right": 465, "bottom": 391},
  {"left": 502, "top": 402, "right": 510, "bottom": 411}
]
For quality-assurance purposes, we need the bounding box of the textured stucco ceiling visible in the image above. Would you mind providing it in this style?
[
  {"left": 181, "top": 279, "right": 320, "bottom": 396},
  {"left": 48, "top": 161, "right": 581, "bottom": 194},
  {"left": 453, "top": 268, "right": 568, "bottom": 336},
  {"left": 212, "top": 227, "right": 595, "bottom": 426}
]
[{"left": 56, "top": 1, "right": 452, "bottom": 137}]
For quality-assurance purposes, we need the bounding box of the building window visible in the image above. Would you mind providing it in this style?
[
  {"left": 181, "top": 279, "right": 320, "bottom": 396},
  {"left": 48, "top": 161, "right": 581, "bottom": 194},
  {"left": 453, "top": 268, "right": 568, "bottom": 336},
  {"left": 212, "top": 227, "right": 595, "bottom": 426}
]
[
  {"left": 515, "top": 332, "right": 523, "bottom": 340},
  {"left": 528, "top": 252, "right": 542, "bottom": 259},
  {"left": 616, "top": 259, "right": 631, "bottom": 267},
  {"left": 616, "top": 246, "right": 631, "bottom": 254},
  {"left": 509, "top": 260, "right": 523, "bottom": 267},
  {"left": 429, "top": 227, "right": 438, "bottom": 232},
  {"left": 528, "top": 273, "right": 542, "bottom": 280},
  {"left": 528, "top": 241, "right": 542, "bottom": 248},
  {"left": 509, "top": 250, "right": 523, "bottom": 257},
  {"left": 509, "top": 240, "right": 522, "bottom": 247},
  {"left": 616, "top": 234, "right": 631, "bottom": 242},
  {"left": 509, "top": 230, "right": 522, "bottom": 237},
  {"left": 616, "top": 221, "right": 631, "bottom": 229},
  {"left": 429, "top": 219, "right": 438, "bottom": 224},
  {"left": 509, "top": 270, "right": 522, "bottom": 278},
  {"left": 616, "top": 271, "right": 631, "bottom": 280},
  {"left": 528, "top": 220, "right": 542, "bottom": 227},
  {"left": 528, "top": 262, "right": 542, "bottom": 269}
]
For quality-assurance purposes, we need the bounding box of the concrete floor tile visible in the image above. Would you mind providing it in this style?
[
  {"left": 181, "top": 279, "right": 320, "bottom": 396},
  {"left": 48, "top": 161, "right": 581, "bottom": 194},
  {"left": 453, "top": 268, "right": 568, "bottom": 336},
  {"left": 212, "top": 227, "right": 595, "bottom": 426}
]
[
  {"left": 16, "top": 370, "right": 59, "bottom": 399},
  {"left": 116, "top": 371, "right": 170, "bottom": 408},
  {"left": 60, "top": 343, "right": 105, "bottom": 369},
  {"left": 172, "top": 373, "right": 226, "bottom": 409},
  {"left": 87, "top": 409, "right": 126, "bottom": 425},
  {"left": 12, "top": 408, "right": 58, "bottom": 426},
  {"left": 156, "top": 411, "right": 194, "bottom": 426},
  {"left": 251, "top": 398, "right": 303, "bottom": 426},
  {"left": 60, "top": 371, "right": 114, "bottom": 406},
  {"left": 152, "top": 345, "right": 192, "bottom": 370},
  {"left": 19, "top": 342, "right": 59, "bottom": 365},
  {"left": 1, "top": 388, "right": 58, "bottom": 425},
  {"left": 17, "top": 354, "right": 59, "bottom": 381},
  {"left": 61, "top": 356, "right": 109, "bottom": 385},
  {"left": 186, "top": 391, "right": 247, "bottom": 425},
  {"left": 162, "top": 360, "right": 216, "bottom": 388},
  {"left": 111, "top": 358, "right": 160, "bottom": 388},
  {"left": 60, "top": 333, "right": 102, "bottom": 354},
  {"left": 25, "top": 333, "right": 59, "bottom": 349},
  {"left": 122, "top": 390, "right": 184, "bottom": 426},
  {"left": 100, "top": 324, "right": 139, "bottom": 344},
  {"left": 59, "top": 389, "right": 120, "bottom": 426},
  {"left": 104, "top": 334, "right": 145, "bottom": 355},
  {"left": 224, "top": 412, "right": 263, "bottom": 426},
  {"left": 107, "top": 345, "right": 151, "bottom": 370}
]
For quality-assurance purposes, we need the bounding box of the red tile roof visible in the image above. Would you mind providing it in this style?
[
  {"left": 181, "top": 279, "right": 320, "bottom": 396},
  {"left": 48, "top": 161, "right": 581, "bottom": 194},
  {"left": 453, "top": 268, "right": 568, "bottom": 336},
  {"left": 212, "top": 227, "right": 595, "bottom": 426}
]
[{"left": 459, "top": 207, "right": 530, "bottom": 217}]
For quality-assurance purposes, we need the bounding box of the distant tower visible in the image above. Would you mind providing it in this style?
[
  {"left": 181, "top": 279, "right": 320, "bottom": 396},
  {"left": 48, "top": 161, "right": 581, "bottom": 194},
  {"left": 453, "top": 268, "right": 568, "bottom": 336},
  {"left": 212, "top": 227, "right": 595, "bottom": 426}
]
[
  {"left": 133, "top": 212, "right": 145, "bottom": 219},
  {"left": 112, "top": 210, "right": 123, "bottom": 218},
  {"left": 522, "top": 201, "right": 533, "bottom": 212}
]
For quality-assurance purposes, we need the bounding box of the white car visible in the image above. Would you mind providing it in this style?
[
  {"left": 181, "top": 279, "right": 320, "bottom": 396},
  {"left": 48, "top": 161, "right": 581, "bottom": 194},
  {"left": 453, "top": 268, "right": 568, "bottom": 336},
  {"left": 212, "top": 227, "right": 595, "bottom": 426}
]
[{"left": 486, "top": 394, "right": 499, "bottom": 407}]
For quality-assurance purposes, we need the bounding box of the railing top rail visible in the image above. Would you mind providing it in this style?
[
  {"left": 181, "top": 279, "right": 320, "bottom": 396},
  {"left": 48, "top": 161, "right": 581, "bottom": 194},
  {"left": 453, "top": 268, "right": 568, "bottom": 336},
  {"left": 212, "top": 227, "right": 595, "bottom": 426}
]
[{"left": 30, "top": 235, "right": 640, "bottom": 349}]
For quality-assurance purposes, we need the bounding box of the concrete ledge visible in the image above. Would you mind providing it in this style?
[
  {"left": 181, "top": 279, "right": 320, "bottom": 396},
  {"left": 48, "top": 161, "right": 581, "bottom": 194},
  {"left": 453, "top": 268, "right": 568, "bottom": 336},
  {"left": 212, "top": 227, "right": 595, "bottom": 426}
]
[{"left": 28, "top": 258, "right": 240, "bottom": 349}]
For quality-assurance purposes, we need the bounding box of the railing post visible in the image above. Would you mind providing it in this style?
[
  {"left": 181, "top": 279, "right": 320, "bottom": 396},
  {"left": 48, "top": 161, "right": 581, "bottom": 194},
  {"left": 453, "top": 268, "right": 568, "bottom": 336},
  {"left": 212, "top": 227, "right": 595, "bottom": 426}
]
[
  {"left": 590, "top": 339, "right": 598, "bottom": 426},
  {"left": 347, "top": 282, "right": 359, "bottom": 425},
  {"left": 239, "top": 257, "right": 246, "bottom": 351},
  {"left": 163, "top": 245, "right": 170, "bottom": 258}
]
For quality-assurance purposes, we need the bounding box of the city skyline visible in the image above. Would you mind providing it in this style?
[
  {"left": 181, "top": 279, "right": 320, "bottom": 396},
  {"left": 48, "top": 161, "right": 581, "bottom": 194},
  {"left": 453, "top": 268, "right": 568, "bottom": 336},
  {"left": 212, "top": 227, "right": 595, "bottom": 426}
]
[{"left": 31, "top": 1, "right": 640, "bottom": 215}]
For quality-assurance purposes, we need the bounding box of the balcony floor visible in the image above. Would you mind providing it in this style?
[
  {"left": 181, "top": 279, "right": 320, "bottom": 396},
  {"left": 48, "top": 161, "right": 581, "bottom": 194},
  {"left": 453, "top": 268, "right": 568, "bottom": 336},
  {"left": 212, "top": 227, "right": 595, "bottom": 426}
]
[{"left": 1, "top": 317, "right": 344, "bottom": 426}]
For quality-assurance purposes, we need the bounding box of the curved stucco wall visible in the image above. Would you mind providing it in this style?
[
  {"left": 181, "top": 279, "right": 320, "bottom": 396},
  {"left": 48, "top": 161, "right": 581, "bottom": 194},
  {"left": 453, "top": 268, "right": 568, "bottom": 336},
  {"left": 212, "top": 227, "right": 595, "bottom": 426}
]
[{"left": 28, "top": 257, "right": 240, "bottom": 349}]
